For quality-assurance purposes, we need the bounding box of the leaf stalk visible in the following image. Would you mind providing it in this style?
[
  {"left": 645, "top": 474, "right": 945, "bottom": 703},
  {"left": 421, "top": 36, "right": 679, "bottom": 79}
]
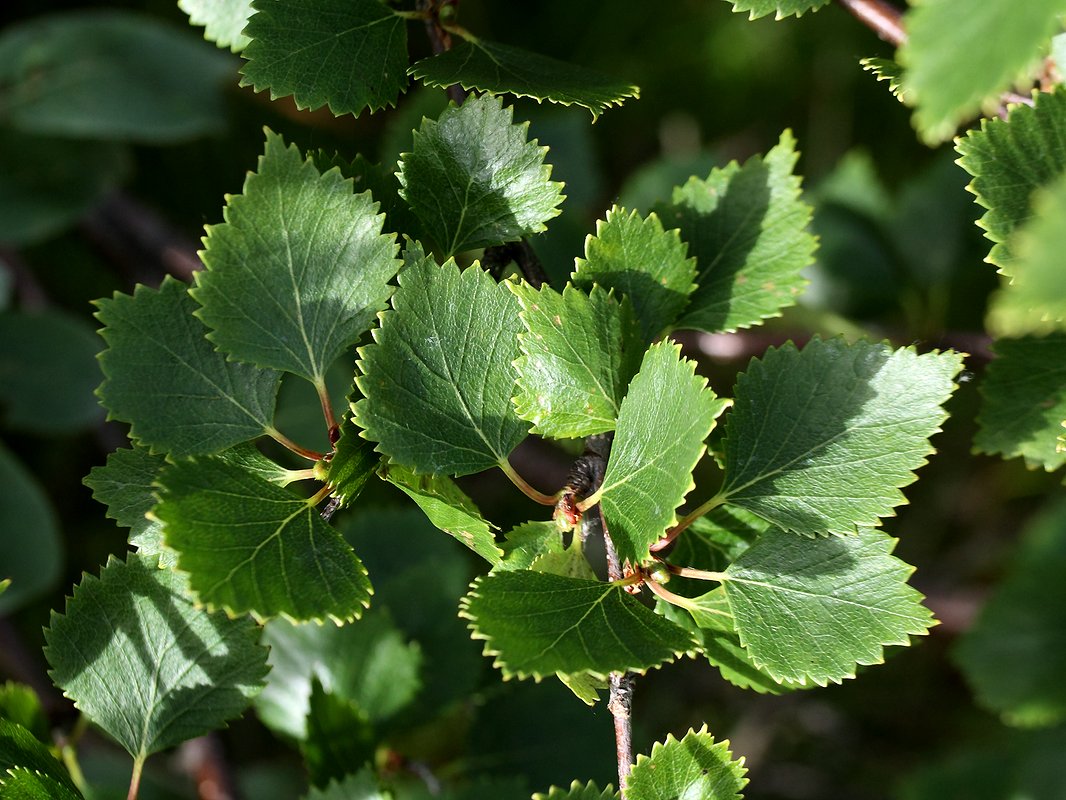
[{"left": 498, "top": 458, "right": 558, "bottom": 505}]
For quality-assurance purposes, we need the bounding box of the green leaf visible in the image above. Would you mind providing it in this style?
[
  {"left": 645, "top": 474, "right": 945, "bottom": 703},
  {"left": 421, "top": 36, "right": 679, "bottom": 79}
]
[
  {"left": 719, "top": 338, "right": 962, "bottom": 537},
  {"left": 460, "top": 571, "right": 696, "bottom": 680},
  {"left": 397, "top": 94, "right": 564, "bottom": 255},
  {"left": 657, "top": 131, "right": 815, "bottom": 333},
  {"left": 726, "top": 0, "right": 830, "bottom": 19},
  {"left": 0, "top": 683, "right": 49, "bottom": 743},
  {"left": 597, "top": 342, "right": 729, "bottom": 563},
  {"left": 304, "top": 769, "right": 387, "bottom": 800},
  {"left": 497, "top": 521, "right": 566, "bottom": 572},
  {"left": 627, "top": 727, "right": 747, "bottom": 800},
  {"left": 84, "top": 446, "right": 167, "bottom": 559},
  {"left": 313, "top": 151, "right": 421, "bottom": 240},
  {"left": 0, "top": 10, "right": 234, "bottom": 143},
  {"left": 956, "top": 87, "right": 1066, "bottom": 270},
  {"left": 0, "top": 130, "right": 128, "bottom": 247},
  {"left": 380, "top": 462, "right": 502, "bottom": 564},
  {"left": 974, "top": 335, "right": 1066, "bottom": 472},
  {"left": 0, "top": 444, "right": 61, "bottom": 616},
  {"left": 195, "top": 130, "right": 400, "bottom": 385},
  {"left": 256, "top": 610, "right": 421, "bottom": 740},
  {"left": 154, "top": 456, "right": 371, "bottom": 622},
  {"left": 0, "top": 720, "right": 80, "bottom": 797},
  {"left": 240, "top": 0, "right": 408, "bottom": 116},
  {"left": 44, "top": 553, "right": 268, "bottom": 759},
  {"left": 354, "top": 252, "right": 529, "bottom": 476},
  {"left": 510, "top": 283, "right": 643, "bottom": 438},
  {"left": 0, "top": 311, "right": 102, "bottom": 433},
  {"left": 557, "top": 671, "right": 608, "bottom": 706},
  {"left": 95, "top": 276, "right": 281, "bottom": 457},
  {"left": 0, "top": 767, "right": 83, "bottom": 799},
  {"left": 326, "top": 416, "right": 380, "bottom": 510},
  {"left": 571, "top": 206, "right": 697, "bottom": 343},
  {"left": 300, "top": 680, "right": 375, "bottom": 787},
  {"left": 954, "top": 498, "right": 1066, "bottom": 726},
  {"left": 722, "top": 528, "right": 934, "bottom": 686},
  {"left": 657, "top": 589, "right": 786, "bottom": 694},
  {"left": 216, "top": 441, "right": 300, "bottom": 486},
  {"left": 900, "top": 0, "right": 1065, "bottom": 144},
  {"left": 860, "top": 57, "right": 912, "bottom": 105},
  {"left": 533, "top": 781, "right": 618, "bottom": 800},
  {"left": 409, "top": 36, "right": 638, "bottom": 120},
  {"left": 179, "top": 0, "right": 253, "bottom": 51},
  {"left": 987, "top": 173, "right": 1066, "bottom": 336},
  {"left": 670, "top": 507, "right": 767, "bottom": 575}
]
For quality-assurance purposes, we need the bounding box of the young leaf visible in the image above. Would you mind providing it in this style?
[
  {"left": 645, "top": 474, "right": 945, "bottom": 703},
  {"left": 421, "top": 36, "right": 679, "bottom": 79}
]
[
  {"left": 0, "top": 310, "right": 102, "bottom": 434},
  {"left": 194, "top": 130, "right": 400, "bottom": 385},
  {"left": 380, "top": 462, "right": 502, "bottom": 564},
  {"left": 626, "top": 726, "right": 747, "bottom": 800},
  {"left": 84, "top": 446, "right": 167, "bottom": 559},
  {"left": 354, "top": 253, "right": 529, "bottom": 476},
  {"left": 240, "top": 0, "right": 408, "bottom": 116},
  {"left": 986, "top": 174, "right": 1066, "bottom": 336},
  {"left": 397, "top": 94, "right": 564, "bottom": 255},
  {"left": 571, "top": 206, "right": 697, "bottom": 342},
  {"left": 461, "top": 571, "right": 696, "bottom": 680},
  {"left": 155, "top": 456, "right": 371, "bottom": 622},
  {"left": 974, "top": 335, "right": 1066, "bottom": 472},
  {"left": 860, "top": 57, "right": 911, "bottom": 104},
  {"left": 0, "top": 720, "right": 81, "bottom": 797},
  {"left": 719, "top": 338, "right": 962, "bottom": 537},
  {"left": 179, "top": 0, "right": 253, "bottom": 52},
  {"left": 953, "top": 498, "right": 1066, "bottom": 727},
  {"left": 497, "top": 521, "right": 566, "bottom": 572},
  {"left": 326, "top": 416, "right": 380, "bottom": 510},
  {"left": 0, "top": 444, "right": 61, "bottom": 616},
  {"left": 900, "top": 0, "right": 1063, "bottom": 144},
  {"left": 256, "top": 611, "right": 421, "bottom": 740},
  {"left": 722, "top": 528, "right": 934, "bottom": 686},
  {"left": 409, "top": 36, "right": 638, "bottom": 120},
  {"left": 510, "top": 283, "right": 643, "bottom": 438},
  {"left": 956, "top": 88, "right": 1066, "bottom": 270},
  {"left": 44, "top": 553, "right": 268, "bottom": 760},
  {"left": 532, "top": 781, "right": 618, "bottom": 800},
  {"left": 304, "top": 769, "right": 387, "bottom": 800},
  {"left": 0, "top": 10, "right": 234, "bottom": 143},
  {"left": 726, "top": 0, "right": 830, "bottom": 19},
  {"left": 598, "top": 342, "right": 729, "bottom": 564},
  {"left": 96, "top": 277, "right": 281, "bottom": 457},
  {"left": 656, "top": 131, "right": 814, "bottom": 333}
]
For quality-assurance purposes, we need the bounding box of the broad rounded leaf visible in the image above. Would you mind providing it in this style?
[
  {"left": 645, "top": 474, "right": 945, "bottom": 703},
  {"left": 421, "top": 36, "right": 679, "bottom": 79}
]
[
  {"left": 974, "top": 335, "right": 1066, "bottom": 472},
  {"left": 571, "top": 206, "right": 697, "bottom": 343},
  {"left": 0, "top": 444, "right": 61, "bottom": 616},
  {"left": 0, "top": 683, "right": 49, "bottom": 743},
  {"left": 627, "top": 726, "right": 747, "bottom": 800},
  {"left": 240, "top": 0, "right": 408, "bottom": 116},
  {"left": 956, "top": 88, "right": 1066, "bottom": 270},
  {"left": 380, "top": 462, "right": 502, "bottom": 564},
  {"left": 195, "top": 130, "right": 400, "bottom": 385},
  {"left": 397, "top": 94, "right": 564, "bottom": 255},
  {"left": 511, "top": 283, "right": 643, "bottom": 438},
  {"left": 954, "top": 498, "right": 1066, "bottom": 726},
  {"left": 0, "top": 720, "right": 80, "bottom": 797},
  {"left": 657, "top": 130, "right": 814, "bottom": 333},
  {"left": 256, "top": 612, "right": 421, "bottom": 740},
  {"left": 461, "top": 571, "right": 696, "bottom": 680},
  {"left": 354, "top": 253, "right": 529, "bottom": 476},
  {"left": 95, "top": 277, "right": 281, "bottom": 457},
  {"left": 533, "top": 781, "right": 618, "bottom": 800},
  {"left": 0, "top": 10, "right": 234, "bottom": 143},
  {"left": 719, "top": 338, "right": 963, "bottom": 537},
  {"left": 179, "top": 0, "right": 253, "bottom": 51},
  {"left": 155, "top": 456, "right": 371, "bottom": 622},
  {"left": 0, "top": 311, "right": 102, "bottom": 434},
  {"left": 723, "top": 528, "right": 934, "bottom": 686},
  {"left": 44, "top": 553, "right": 268, "bottom": 759},
  {"left": 84, "top": 446, "right": 167, "bottom": 560},
  {"left": 410, "top": 37, "right": 638, "bottom": 120},
  {"left": 598, "top": 342, "right": 729, "bottom": 563},
  {"left": 726, "top": 0, "right": 830, "bottom": 19},
  {"left": 900, "top": 0, "right": 1065, "bottom": 144}
]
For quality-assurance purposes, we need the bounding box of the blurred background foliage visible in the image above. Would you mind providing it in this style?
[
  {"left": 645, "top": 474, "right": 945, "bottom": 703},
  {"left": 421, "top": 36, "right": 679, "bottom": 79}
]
[{"left": 1, "top": 1, "right": 1063, "bottom": 799}]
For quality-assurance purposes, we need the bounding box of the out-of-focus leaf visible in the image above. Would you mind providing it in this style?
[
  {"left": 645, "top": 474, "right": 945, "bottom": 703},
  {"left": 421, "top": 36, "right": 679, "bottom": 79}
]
[{"left": 179, "top": 0, "right": 253, "bottom": 51}]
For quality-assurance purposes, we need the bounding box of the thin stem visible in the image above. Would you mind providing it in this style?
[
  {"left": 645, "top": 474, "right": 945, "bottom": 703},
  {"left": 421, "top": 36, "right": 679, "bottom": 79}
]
[
  {"left": 834, "top": 0, "right": 906, "bottom": 46},
  {"left": 309, "top": 484, "right": 332, "bottom": 507},
  {"left": 420, "top": 0, "right": 468, "bottom": 104},
  {"left": 482, "top": 240, "right": 551, "bottom": 288},
  {"left": 645, "top": 575, "right": 731, "bottom": 616},
  {"left": 498, "top": 459, "right": 558, "bottom": 505},
  {"left": 609, "top": 672, "right": 636, "bottom": 795},
  {"left": 651, "top": 493, "right": 726, "bottom": 550},
  {"left": 266, "top": 427, "right": 325, "bottom": 462},
  {"left": 128, "top": 755, "right": 145, "bottom": 800},
  {"left": 671, "top": 565, "right": 728, "bottom": 582},
  {"left": 314, "top": 378, "right": 340, "bottom": 444},
  {"left": 58, "top": 718, "right": 90, "bottom": 796}
]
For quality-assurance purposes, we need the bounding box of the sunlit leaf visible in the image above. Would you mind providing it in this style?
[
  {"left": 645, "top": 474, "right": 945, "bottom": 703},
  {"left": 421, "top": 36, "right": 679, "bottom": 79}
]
[{"left": 626, "top": 726, "right": 747, "bottom": 800}]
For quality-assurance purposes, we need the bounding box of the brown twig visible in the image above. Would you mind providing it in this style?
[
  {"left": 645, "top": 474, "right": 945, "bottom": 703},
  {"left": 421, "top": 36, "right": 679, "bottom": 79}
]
[
  {"left": 834, "top": 0, "right": 906, "bottom": 47},
  {"left": 482, "top": 240, "right": 551, "bottom": 288},
  {"left": 419, "top": 0, "right": 468, "bottom": 105}
]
